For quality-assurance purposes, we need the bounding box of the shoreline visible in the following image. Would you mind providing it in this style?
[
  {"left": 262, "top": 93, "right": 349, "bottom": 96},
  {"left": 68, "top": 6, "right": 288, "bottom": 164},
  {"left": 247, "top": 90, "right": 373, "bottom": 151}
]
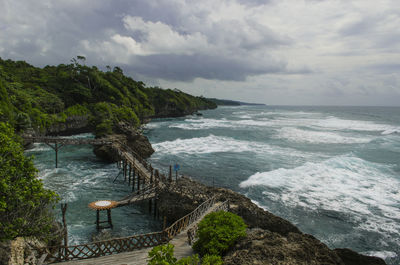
[{"left": 21, "top": 108, "right": 389, "bottom": 264}]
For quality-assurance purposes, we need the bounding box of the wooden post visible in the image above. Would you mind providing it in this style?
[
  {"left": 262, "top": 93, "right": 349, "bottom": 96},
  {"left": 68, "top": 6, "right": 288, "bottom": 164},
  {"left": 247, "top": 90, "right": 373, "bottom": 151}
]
[
  {"left": 163, "top": 216, "right": 167, "bottom": 231},
  {"left": 55, "top": 143, "right": 59, "bottom": 168},
  {"left": 150, "top": 168, "right": 153, "bottom": 184},
  {"left": 128, "top": 164, "right": 131, "bottom": 185},
  {"left": 169, "top": 165, "right": 172, "bottom": 182},
  {"left": 132, "top": 168, "right": 135, "bottom": 191},
  {"left": 96, "top": 210, "right": 100, "bottom": 230},
  {"left": 61, "top": 203, "right": 68, "bottom": 247},
  {"left": 149, "top": 198, "right": 152, "bottom": 213},
  {"left": 154, "top": 198, "right": 157, "bottom": 218},
  {"left": 137, "top": 173, "right": 140, "bottom": 190},
  {"left": 123, "top": 160, "right": 127, "bottom": 181},
  {"left": 107, "top": 209, "right": 113, "bottom": 229}
]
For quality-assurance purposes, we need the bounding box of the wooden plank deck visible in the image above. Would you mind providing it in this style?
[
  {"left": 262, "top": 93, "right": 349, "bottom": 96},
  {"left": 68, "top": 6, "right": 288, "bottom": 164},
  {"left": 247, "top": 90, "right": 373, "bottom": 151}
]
[{"left": 52, "top": 203, "right": 223, "bottom": 265}]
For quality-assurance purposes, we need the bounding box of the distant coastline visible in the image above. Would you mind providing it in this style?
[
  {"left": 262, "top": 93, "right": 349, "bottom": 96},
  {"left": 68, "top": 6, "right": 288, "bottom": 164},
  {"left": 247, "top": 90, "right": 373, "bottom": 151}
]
[{"left": 207, "top": 98, "right": 266, "bottom": 106}]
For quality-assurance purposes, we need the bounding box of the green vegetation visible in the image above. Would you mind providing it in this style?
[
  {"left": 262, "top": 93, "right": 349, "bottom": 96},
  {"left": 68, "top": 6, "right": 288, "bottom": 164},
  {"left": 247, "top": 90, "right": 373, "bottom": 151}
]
[
  {"left": 193, "top": 211, "right": 246, "bottom": 256},
  {"left": 0, "top": 57, "right": 216, "bottom": 137},
  {"left": 147, "top": 243, "right": 222, "bottom": 265},
  {"left": 0, "top": 122, "right": 58, "bottom": 241},
  {"left": 0, "top": 56, "right": 216, "bottom": 242}
]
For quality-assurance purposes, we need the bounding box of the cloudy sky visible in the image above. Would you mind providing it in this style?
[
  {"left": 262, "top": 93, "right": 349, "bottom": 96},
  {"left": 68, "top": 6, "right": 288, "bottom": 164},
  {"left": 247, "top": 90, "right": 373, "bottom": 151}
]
[{"left": 1, "top": 0, "right": 400, "bottom": 106}]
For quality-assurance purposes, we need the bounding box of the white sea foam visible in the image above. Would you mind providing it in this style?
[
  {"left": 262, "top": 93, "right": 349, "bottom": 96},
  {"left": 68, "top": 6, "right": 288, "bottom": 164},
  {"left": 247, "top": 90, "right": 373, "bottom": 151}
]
[
  {"left": 276, "top": 127, "right": 373, "bottom": 144},
  {"left": 169, "top": 118, "right": 234, "bottom": 130},
  {"left": 362, "top": 251, "right": 397, "bottom": 260},
  {"left": 25, "top": 143, "right": 52, "bottom": 152},
  {"left": 314, "top": 117, "right": 400, "bottom": 134},
  {"left": 240, "top": 156, "right": 400, "bottom": 235},
  {"left": 152, "top": 134, "right": 310, "bottom": 158}
]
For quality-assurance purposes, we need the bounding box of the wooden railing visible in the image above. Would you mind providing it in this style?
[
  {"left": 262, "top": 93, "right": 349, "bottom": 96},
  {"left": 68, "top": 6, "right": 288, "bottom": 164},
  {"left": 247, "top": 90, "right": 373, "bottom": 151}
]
[
  {"left": 39, "top": 231, "right": 166, "bottom": 263},
  {"left": 187, "top": 200, "right": 230, "bottom": 245},
  {"left": 117, "top": 185, "right": 158, "bottom": 207},
  {"left": 39, "top": 196, "right": 222, "bottom": 263},
  {"left": 164, "top": 196, "right": 217, "bottom": 239},
  {"left": 23, "top": 136, "right": 112, "bottom": 145}
]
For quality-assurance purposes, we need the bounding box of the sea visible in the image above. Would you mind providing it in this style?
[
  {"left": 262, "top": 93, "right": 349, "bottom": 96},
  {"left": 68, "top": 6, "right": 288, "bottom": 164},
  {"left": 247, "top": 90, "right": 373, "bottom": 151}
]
[{"left": 29, "top": 105, "right": 400, "bottom": 264}]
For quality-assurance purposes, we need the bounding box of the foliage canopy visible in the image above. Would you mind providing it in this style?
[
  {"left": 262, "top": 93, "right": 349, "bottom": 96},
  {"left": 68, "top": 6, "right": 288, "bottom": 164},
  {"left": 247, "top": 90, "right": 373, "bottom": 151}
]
[
  {"left": 0, "top": 57, "right": 216, "bottom": 137},
  {"left": 0, "top": 122, "right": 58, "bottom": 241}
]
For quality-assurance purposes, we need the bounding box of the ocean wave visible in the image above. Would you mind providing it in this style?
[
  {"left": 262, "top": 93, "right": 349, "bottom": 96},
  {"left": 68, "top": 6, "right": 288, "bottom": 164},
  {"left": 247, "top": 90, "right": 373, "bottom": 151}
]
[
  {"left": 314, "top": 117, "right": 400, "bottom": 134},
  {"left": 169, "top": 118, "right": 233, "bottom": 130},
  {"left": 166, "top": 114, "right": 400, "bottom": 136},
  {"left": 25, "top": 143, "right": 52, "bottom": 152},
  {"left": 362, "top": 251, "right": 397, "bottom": 260},
  {"left": 240, "top": 156, "right": 400, "bottom": 235},
  {"left": 276, "top": 127, "right": 373, "bottom": 144},
  {"left": 152, "top": 134, "right": 311, "bottom": 158}
]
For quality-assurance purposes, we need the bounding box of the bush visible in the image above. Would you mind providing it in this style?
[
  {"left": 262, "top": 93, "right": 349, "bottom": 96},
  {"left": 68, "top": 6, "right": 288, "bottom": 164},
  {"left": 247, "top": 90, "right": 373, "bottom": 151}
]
[
  {"left": 201, "top": 254, "right": 223, "bottom": 265},
  {"left": 148, "top": 243, "right": 177, "bottom": 265},
  {"left": 193, "top": 211, "right": 246, "bottom": 256},
  {"left": 147, "top": 243, "right": 202, "bottom": 265}
]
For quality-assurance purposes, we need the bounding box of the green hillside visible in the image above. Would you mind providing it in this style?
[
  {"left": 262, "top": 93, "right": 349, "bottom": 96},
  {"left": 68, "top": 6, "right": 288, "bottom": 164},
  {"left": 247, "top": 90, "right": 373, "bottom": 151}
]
[{"left": 0, "top": 57, "right": 216, "bottom": 137}]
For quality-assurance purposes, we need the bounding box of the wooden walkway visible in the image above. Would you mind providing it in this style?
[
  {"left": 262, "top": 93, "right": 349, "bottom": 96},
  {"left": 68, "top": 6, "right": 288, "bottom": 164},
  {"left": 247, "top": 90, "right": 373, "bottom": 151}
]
[
  {"left": 24, "top": 136, "right": 112, "bottom": 146},
  {"left": 116, "top": 185, "right": 157, "bottom": 207},
  {"left": 53, "top": 202, "right": 225, "bottom": 265},
  {"left": 27, "top": 136, "right": 230, "bottom": 264}
]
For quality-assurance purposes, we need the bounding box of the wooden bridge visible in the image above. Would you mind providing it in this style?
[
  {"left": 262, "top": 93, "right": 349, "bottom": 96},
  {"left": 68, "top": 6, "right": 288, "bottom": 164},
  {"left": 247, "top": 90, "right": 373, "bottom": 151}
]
[
  {"left": 26, "top": 135, "right": 229, "bottom": 263},
  {"left": 40, "top": 197, "right": 229, "bottom": 264},
  {"left": 24, "top": 136, "right": 113, "bottom": 168}
]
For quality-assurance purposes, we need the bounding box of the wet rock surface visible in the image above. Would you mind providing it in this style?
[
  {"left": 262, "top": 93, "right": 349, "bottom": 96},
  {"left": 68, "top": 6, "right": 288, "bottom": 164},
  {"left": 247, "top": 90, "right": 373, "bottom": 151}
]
[
  {"left": 224, "top": 228, "right": 344, "bottom": 265},
  {"left": 159, "top": 176, "right": 386, "bottom": 265}
]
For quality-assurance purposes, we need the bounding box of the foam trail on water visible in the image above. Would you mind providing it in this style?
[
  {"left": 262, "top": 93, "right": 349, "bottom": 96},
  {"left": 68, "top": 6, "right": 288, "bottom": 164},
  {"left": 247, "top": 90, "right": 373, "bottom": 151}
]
[
  {"left": 152, "top": 134, "right": 312, "bottom": 159},
  {"left": 276, "top": 127, "right": 373, "bottom": 144},
  {"left": 240, "top": 156, "right": 400, "bottom": 236}
]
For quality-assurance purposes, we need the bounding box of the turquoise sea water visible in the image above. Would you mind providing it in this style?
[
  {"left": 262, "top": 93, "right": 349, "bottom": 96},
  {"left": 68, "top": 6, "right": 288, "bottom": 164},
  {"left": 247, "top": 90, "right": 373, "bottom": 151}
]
[
  {"left": 144, "top": 106, "right": 400, "bottom": 264},
  {"left": 27, "top": 134, "right": 162, "bottom": 245},
  {"left": 29, "top": 105, "right": 400, "bottom": 264}
]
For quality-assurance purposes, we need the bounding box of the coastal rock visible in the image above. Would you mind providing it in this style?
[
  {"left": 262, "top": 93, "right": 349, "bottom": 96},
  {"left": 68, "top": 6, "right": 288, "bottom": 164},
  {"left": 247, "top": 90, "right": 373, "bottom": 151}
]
[
  {"left": 0, "top": 237, "right": 46, "bottom": 265},
  {"left": 334, "top": 248, "right": 386, "bottom": 265},
  {"left": 165, "top": 176, "right": 301, "bottom": 236},
  {"left": 213, "top": 187, "right": 301, "bottom": 236},
  {"left": 157, "top": 177, "right": 387, "bottom": 265},
  {"left": 224, "top": 228, "right": 344, "bottom": 265},
  {"left": 157, "top": 189, "right": 202, "bottom": 223},
  {"left": 93, "top": 123, "right": 154, "bottom": 162}
]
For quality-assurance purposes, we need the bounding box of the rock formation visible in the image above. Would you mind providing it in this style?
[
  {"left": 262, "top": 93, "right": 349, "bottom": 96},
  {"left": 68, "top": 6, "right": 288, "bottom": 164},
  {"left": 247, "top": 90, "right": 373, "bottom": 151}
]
[{"left": 157, "top": 176, "right": 387, "bottom": 265}]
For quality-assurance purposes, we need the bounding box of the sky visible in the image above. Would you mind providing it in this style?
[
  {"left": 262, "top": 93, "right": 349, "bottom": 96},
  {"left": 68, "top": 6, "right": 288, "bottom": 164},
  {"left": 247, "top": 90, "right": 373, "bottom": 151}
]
[{"left": 1, "top": 0, "right": 400, "bottom": 106}]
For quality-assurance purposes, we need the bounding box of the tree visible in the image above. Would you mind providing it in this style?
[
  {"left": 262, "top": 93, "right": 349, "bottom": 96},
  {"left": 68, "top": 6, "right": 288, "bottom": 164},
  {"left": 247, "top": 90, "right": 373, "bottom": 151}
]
[{"left": 0, "top": 123, "right": 58, "bottom": 241}]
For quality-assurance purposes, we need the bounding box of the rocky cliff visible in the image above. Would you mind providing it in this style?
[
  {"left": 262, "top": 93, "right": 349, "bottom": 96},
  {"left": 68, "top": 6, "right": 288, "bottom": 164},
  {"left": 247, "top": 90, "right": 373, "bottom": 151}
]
[{"left": 158, "top": 177, "right": 386, "bottom": 265}]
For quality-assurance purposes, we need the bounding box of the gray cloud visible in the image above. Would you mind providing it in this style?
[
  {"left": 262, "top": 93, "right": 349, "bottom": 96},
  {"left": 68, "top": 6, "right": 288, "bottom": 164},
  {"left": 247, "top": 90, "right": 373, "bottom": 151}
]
[
  {"left": 126, "top": 53, "right": 287, "bottom": 81},
  {"left": 0, "top": 0, "right": 399, "bottom": 105}
]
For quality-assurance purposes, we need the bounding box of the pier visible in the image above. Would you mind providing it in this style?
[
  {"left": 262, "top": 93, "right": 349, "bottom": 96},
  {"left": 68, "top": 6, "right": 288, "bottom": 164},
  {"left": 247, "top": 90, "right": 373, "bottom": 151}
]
[
  {"left": 24, "top": 136, "right": 112, "bottom": 168},
  {"left": 25, "top": 135, "right": 230, "bottom": 263}
]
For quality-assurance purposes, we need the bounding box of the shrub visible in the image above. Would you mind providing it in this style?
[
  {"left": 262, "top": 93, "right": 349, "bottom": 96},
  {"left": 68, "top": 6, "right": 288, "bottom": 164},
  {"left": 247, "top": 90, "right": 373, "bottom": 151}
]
[
  {"left": 176, "top": 255, "right": 200, "bottom": 265},
  {"left": 148, "top": 243, "right": 177, "bottom": 265},
  {"left": 193, "top": 211, "right": 246, "bottom": 256},
  {"left": 201, "top": 254, "right": 223, "bottom": 265},
  {"left": 147, "top": 244, "right": 201, "bottom": 265}
]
